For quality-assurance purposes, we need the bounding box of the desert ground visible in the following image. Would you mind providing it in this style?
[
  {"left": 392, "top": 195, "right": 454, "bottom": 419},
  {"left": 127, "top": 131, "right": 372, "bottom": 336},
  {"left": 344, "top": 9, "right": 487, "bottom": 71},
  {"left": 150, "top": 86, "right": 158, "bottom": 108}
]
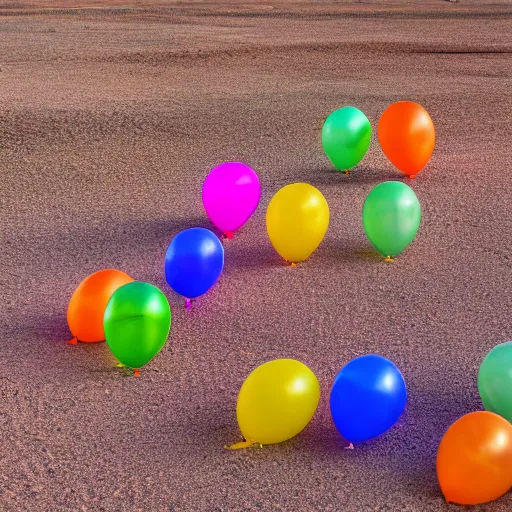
[{"left": 1, "top": 1, "right": 512, "bottom": 511}]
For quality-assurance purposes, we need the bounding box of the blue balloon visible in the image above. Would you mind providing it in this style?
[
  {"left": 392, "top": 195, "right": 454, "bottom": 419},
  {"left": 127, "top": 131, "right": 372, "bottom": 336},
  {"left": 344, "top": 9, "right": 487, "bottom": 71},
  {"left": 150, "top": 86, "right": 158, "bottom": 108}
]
[
  {"left": 329, "top": 354, "right": 407, "bottom": 443},
  {"left": 164, "top": 227, "right": 224, "bottom": 299}
]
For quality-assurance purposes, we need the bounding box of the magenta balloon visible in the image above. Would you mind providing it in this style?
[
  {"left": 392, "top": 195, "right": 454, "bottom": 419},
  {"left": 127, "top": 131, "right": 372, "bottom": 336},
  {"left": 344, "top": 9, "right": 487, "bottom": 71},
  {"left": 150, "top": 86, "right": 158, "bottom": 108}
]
[{"left": 202, "top": 162, "right": 261, "bottom": 234}]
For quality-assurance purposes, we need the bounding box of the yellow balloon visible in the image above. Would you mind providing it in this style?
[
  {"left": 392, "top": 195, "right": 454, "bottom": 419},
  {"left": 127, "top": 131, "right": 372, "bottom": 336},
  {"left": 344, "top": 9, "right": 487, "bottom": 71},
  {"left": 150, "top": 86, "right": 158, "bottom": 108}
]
[
  {"left": 266, "top": 183, "right": 329, "bottom": 263},
  {"left": 236, "top": 359, "right": 320, "bottom": 446}
]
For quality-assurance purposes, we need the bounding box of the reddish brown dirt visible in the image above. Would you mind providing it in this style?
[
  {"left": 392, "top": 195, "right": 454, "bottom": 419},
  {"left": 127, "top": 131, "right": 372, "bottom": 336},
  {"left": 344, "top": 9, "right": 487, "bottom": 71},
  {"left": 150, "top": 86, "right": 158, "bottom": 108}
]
[{"left": 1, "top": 1, "right": 512, "bottom": 511}]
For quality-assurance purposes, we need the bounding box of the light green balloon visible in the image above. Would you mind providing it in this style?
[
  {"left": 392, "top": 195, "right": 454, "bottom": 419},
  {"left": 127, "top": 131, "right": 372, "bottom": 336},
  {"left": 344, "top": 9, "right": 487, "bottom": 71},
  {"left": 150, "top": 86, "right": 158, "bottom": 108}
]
[
  {"left": 362, "top": 181, "right": 421, "bottom": 258},
  {"left": 321, "top": 106, "right": 372, "bottom": 171},
  {"left": 104, "top": 281, "right": 171, "bottom": 369},
  {"left": 478, "top": 342, "right": 512, "bottom": 422}
]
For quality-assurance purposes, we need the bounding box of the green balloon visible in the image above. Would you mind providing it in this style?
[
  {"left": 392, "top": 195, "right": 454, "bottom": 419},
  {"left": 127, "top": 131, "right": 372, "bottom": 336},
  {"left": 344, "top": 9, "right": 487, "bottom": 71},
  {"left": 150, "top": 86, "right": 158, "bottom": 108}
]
[
  {"left": 362, "top": 181, "right": 421, "bottom": 258},
  {"left": 104, "top": 281, "right": 171, "bottom": 369},
  {"left": 478, "top": 342, "right": 512, "bottom": 422},
  {"left": 321, "top": 106, "right": 372, "bottom": 171}
]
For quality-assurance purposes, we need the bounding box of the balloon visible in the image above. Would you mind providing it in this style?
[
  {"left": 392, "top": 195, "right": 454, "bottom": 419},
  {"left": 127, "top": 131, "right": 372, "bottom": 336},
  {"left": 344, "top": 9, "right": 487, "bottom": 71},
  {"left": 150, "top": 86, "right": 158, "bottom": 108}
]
[
  {"left": 67, "top": 269, "right": 133, "bottom": 342},
  {"left": 362, "top": 181, "right": 421, "bottom": 259},
  {"left": 266, "top": 183, "right": 329, "bottom": 263},
  {"left": 235, "top": 359, "right": 320, "bottom": 446},
  {"left": 164, "top": 227, "right": 224, "bottom": 299},
  {"left": 329, "top": 354, "right": 407, "bottom": 443},
  {"left": 436, "top": 411, "right": 512, "bottom": 505},
  {"left": 202, "top": 162, "right": 261, "bottom": 237},
  {"left": 478, "top": 341, "right": 512, "bottom": 422},
  {"left": 104, "top": 281, "right": 171, "bottom": 369},
  {"left": 378, "top": 101, "right": 435, "bottom": 177},
  {"left": 321, "top": 106, "right": 372, "bottom": 172}
]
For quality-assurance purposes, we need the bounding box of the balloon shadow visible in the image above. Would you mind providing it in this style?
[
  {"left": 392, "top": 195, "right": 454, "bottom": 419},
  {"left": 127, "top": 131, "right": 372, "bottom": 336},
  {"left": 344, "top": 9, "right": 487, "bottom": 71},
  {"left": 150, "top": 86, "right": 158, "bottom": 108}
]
[
  {"left": 3, "top": 311, "right": 121, "bottom": 380},
  {"left": 8, "top": 216, "right": 209, "bottom": 276},
  {"left": 141, "top": 402, "right": 238, "bottom": 455},
  {"left": 351, "top": 166, "right": 406, "bottom": 184},
  {"left": 4, "top": 310, "right": 69, "bottom": 345},
  {"left": 222, "top": 240, "right": 284, "bottom": 272},
  {"left": 320, "top": 238, "right": 382, "bottom": 263},
  {"left": 295, "top": 166, "right": 403, "bottom": 187},
  {"left": 299, "top": 385, "right": 483, "bottom": 500}
]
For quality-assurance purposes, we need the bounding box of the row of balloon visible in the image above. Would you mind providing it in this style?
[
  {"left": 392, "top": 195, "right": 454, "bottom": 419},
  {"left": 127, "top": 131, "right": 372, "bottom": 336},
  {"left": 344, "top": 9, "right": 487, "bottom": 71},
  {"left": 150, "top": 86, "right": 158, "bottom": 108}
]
[
  {"left": 231, "top": 343, "right": 512, "bottom": 507},
  {"left": 438, "top": 341, "right": 512, "bottom": 506},
  {"left": 228, "top": 355, "right": 406, "bottom": 450},
  {"left": 63, "top": 100, "right": 511, "bottom": 505},
  {"left": 67, "top": 101, "right": 430, "bottom": 367}
]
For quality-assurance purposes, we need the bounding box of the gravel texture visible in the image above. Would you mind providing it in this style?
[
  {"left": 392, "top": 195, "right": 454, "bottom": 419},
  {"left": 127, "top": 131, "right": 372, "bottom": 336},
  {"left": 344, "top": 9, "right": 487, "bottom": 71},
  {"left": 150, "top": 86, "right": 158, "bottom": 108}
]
[{"left": 1, "top": 1, "right": 512, "bottom": 511}]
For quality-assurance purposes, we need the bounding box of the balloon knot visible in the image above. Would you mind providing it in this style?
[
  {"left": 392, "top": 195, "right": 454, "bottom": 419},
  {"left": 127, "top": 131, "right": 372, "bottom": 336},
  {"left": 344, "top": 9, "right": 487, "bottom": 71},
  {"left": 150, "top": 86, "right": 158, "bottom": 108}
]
[
  {"left": 223, "top": 231, "right": 234, "bottom": 240},
  {"left": 409, "top": 174, "right": 416, "bottom": 179},
  {"left": 344, "top": 442, "right": 354, "bottom": 450},
  {"left": 345, "top": 170, "right": 350, "bottom": 176},
  {"left": 185, "top": 298, "right": 192, "bottom": 309},
  {"left": 291, "top": 263, "right": 297, "bottom": 268},
  {"left": 224, "top": 439, "right": 258, "bottom": 450},
  {"left": 133, "top": 369, "right": 140, "bottom": 377},
  {"left": 67, "top": 336, "right": 78, "bottom": 345},
  {"left": 384, "top": 256, "right": 394, "bottom": 263},
  {"left": 116, "top": 362, "right": 125, "bottom": 368}
]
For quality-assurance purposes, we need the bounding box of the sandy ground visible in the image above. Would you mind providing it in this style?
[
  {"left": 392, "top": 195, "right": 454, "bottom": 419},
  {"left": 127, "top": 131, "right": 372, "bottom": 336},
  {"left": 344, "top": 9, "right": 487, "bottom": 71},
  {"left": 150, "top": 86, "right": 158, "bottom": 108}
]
[{"left": 1, "top": 1, "right": 512, "bottom": 511}]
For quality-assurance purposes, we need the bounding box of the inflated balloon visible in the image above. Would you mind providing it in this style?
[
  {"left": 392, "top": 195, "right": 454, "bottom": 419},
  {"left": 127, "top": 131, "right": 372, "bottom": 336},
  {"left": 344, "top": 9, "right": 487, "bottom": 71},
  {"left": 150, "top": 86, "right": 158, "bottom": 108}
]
[
  {"left": 362, "top": 181, "right": 421, "bottom": 260},
  {"left": 67, "top": 269, "right": 133, "bottom": 343},
  {"left": 104, "top": 281, "right": 171, "bottom": 370},
  {"left": 202, "top": 162, "right": 261, "bottom": 238},
  {"left": 164, "top": 227, "right": 224, "bottom": 299},
  {"left": 478, "top": 341, "right": 512, "bottom": 422},
  {"left": 230, "top": 359, "right": 320, "bottom": 449},
  {"left": 322, "top": 106, "right": 372, "bottom": 173},
  {"left": 436, "top": 411, "right": 512, "bottom": 505},
  {"left": 330, "top": 354, "right": 407, "bottom": 443},
  {"left": 266, "top": 183, "right": 329, "bottom": 263},
  {"left": 378, "top": 101, "right": 435, "bottom": 178}
]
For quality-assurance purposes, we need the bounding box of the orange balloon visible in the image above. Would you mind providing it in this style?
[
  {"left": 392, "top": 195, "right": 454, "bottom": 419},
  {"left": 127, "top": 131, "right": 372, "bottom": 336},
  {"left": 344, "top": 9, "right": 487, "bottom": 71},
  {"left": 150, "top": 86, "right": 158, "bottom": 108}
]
[
  {"left": 436, "top": 411, "right": 512, "bottom": 505},
  {"left": 378, "top": 101, "right": 435, "bottom": 177},
  {"left": 67, "top": 269, "right": 133, "bottom": 342}
]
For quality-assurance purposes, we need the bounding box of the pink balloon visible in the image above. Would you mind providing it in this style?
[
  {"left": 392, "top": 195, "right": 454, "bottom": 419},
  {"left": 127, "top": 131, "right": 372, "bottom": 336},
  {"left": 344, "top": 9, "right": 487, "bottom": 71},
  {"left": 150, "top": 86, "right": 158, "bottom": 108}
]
[{"left": 202, "top": 162, "right": 261, "bottom": 236}]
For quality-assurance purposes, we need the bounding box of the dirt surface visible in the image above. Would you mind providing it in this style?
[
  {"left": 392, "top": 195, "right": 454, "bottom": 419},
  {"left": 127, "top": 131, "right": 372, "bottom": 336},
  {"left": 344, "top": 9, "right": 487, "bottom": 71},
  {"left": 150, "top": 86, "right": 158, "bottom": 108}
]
[{"left": 1, "top": 1, "right": 512, "bottom": 511}]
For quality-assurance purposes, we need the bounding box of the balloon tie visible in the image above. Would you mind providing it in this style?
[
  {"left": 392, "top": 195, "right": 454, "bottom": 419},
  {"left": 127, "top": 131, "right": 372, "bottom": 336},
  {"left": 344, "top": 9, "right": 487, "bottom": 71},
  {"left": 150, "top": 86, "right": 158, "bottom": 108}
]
[
  {"left": 344, "top": 443, "right": 354, "bottom": 450},
  {"left": 384, "top": 256, "right": 394, "bottom": 263},
  {"left": 185, "top": 298, "right": 192, "bottom": 309},
  {"left": 409, "top": 174, "right": 416, "bottom": 180},
  {"left": 67, "top": 336, "right": 78, "bottom": 345},
  {"left": 223, "top": 231, "right": 234, "bottom": 240},
  {"left": 345, "top": 170, "right": 350, "bottom": 176},
  {"left": 224, "top": 439, "right": 259, "bottom": 450},
  {"left": 133, "top": 369, "right": 140, "bottom": 377}
]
